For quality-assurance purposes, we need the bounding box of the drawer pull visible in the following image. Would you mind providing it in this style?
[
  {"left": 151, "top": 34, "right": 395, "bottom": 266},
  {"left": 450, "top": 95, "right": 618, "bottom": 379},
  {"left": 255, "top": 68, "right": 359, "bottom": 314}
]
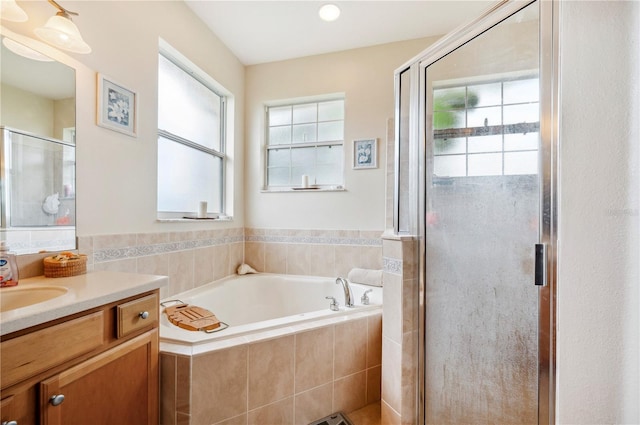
[
  {"left": 2, "top": 420, "right": 18, "bottom": 425},
  {"left": 49, "top": 394, "right": 65, "bottom": 406},
  {"left": 139, "top": 311, "right": 150, "bottom": 319}
]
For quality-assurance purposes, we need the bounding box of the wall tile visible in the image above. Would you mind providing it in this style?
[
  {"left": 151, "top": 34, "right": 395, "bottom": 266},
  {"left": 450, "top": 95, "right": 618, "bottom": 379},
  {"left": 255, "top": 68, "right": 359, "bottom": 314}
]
[
  {"left": 176, "top": 355, "right": 191, "bottom": 416},
  {"left": 193, "top": 246, "right": 215, "bottom": 287},
  {"left": 248, "top": 335, "right": 295, "bottom": 409},
  {"left": 333, "top": 371, "right": 367, "bottom": 413},
  {"left": 360, "top": 246, "right": 383, "bottom": 270},
  {"left": 382, "top": 272, "right": 403, "bottom": 344},
  {"left": 191, "top": 345, "right": 247, "bottom": 424},
  {"left": 228, "top": 242, "right": 244, "bottom": 275},
  {"left": 247, "top": 396, "right": 294, "bottom": 425},
  {"left": 294, "top": 384, "right": 332, "bottom": 425},
  {"left": 295, "top": 327, "right": 334, "bottom": 392},
  {"left": 381, "top": 337, "right": 402, "bottom": 414},
  {"left": 168, "top": 250, "right": 195, "bottom": 295},
  {"left": 213, "top": 413, "right": 247, "bottom": 425},
  {"left": 367, "top": 314, "right": 383, "bottom": 368},
  {"left": 334, "top": 245, "right": 360, "bottom": 277},
  {"left": 213, "top": 243, "right": 230, "bottom": 281},
  {"left": 93, "top": 258, "right": 137, "bottom": 273},
  {"left": 160, "top": 353, "right": 176, "bottom": 425},
  {"left": 93, "top": 233, "right": 136, "bottom": 250},
  {"left": 137, "top": 253, "right": 169, "bottom": 277},
  {"left": 307, "top": 244, "right": 335, "bottom": 277},
  {"left": 366, "top": 365, "right": 382, "bottom": 404},
  {"left": 286, "top": 244, "right": 311, "bottom": 276},
  {"left": 265, "top": 243, "right": 287, "bottom": 274},
  {"left": 334, "top": 318, "right": 367, "bottom": 378},
  {"left": 244, "top": 242, "right": 265, "bottom": 272},
  {"left": 381, "top": 400, "right": 401, "bottom": 425}
]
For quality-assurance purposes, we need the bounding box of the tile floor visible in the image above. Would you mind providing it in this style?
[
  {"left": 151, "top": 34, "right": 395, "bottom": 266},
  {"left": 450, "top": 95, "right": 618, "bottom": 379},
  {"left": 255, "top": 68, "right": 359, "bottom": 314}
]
[{"left": 348, "top": 402, "right": 381, "bottom": 425}]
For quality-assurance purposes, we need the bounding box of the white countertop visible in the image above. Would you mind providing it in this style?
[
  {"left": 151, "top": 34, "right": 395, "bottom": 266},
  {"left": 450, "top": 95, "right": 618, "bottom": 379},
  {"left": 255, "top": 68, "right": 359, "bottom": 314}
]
[{"left": 0, "top": 271, "right": 168, "bottom": 336}]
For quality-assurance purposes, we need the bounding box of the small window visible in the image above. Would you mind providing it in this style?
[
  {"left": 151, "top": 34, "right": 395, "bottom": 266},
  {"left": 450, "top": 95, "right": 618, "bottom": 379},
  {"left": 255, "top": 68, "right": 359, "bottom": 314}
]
[
  {"left": 157, "top": 52, "right": 226, "bottom": 217},
  {"left": 432, "top": 77, "right": 539, "bottom": 177},
  {"left": 265, "top": 98, "right": 344, "bottom": 188}
]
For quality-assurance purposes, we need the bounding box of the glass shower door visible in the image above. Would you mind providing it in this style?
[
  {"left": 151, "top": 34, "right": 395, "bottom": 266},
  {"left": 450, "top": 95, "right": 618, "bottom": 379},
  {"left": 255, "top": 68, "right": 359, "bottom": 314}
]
[{"left": 423, "top": 3, "right": 541, "bottom": 424}]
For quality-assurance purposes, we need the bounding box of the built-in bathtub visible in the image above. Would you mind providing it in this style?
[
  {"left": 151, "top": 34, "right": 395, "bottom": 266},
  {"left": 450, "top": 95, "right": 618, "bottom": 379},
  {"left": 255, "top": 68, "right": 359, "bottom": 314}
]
[{"left": 159, "top": 273, "right": 383, "bottom": 425}]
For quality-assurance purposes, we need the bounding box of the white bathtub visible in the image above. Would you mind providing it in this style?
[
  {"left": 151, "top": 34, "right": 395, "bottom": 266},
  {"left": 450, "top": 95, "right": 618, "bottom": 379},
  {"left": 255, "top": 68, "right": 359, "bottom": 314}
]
[{"left": 159, "top": 273, "right": 383, "bottom": 348}]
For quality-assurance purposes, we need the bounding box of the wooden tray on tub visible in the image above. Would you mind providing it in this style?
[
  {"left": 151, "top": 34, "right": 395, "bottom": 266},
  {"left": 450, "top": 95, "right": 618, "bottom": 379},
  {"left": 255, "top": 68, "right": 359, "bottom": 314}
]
[{"left": 164, "top": 303, "right": 221, "bottom": 332}]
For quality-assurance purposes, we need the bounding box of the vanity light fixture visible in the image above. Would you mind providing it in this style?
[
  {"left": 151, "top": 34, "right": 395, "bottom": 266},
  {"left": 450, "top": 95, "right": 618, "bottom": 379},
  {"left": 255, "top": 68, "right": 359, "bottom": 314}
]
[
  {"left": 0, "top": 0, "right": 28, "bottom": 22},
  {"left": 318, "top": 3, "right": 340, "bottom": 22},
  {"left": 2, "top": 37, "right": 53, "bottom": 61},
  {"left": 34, "top": 0, "right": 91, "bottom": 54}
]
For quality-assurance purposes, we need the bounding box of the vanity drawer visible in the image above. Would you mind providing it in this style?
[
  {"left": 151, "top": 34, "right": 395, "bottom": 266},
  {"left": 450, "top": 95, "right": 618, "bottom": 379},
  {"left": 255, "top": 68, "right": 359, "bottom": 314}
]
[
  {"left": 1, "top": 311, "right": 104, "bottom": 389},
  {"left": 116, "top": 293, "right": 158, "bottom": 338}
]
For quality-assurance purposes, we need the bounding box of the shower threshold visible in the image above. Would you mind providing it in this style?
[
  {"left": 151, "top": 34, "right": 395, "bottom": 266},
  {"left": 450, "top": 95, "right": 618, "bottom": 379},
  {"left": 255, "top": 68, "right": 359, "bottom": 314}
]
[{"left": 308, "top": 411, "right": 354, "bottom": 425}]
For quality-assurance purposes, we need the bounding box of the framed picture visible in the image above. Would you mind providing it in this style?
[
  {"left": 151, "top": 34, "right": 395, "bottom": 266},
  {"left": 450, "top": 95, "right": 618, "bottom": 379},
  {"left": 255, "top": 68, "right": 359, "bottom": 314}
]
[
  {"left": 353, "top": 138, "right": 378, "bottom": 169},
  {"left": 97, "top": 73, "right": 137, "bottom": 137}
]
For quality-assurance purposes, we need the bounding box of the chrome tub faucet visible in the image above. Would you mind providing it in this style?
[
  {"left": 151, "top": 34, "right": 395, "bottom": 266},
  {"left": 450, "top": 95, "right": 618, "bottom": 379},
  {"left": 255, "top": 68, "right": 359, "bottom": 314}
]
[{"left": 336, "top": 277, "right": 354, "bottom": 307}]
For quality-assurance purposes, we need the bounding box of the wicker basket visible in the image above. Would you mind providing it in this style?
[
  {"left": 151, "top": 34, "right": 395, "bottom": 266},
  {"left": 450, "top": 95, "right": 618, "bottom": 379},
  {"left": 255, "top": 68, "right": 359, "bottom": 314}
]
[{"left": 44, "top": 255, "right": 87, "bottom": 278}]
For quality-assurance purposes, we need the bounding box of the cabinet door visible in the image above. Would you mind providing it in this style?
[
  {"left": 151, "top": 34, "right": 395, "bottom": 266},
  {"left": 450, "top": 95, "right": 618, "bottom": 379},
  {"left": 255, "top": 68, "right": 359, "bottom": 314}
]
[{"left": 40, "top": 330, "right": 158, "bottom": 425}]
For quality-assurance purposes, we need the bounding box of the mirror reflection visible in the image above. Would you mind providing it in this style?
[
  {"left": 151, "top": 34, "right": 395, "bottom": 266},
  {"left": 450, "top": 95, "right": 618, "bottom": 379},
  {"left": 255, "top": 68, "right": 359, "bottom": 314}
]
[{"left": 0, "top": 36, "right": 76, "bottom": 254}]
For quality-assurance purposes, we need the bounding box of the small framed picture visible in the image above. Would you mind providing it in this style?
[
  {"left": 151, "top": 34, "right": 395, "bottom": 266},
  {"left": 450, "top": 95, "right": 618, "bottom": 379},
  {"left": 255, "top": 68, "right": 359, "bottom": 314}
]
[
  {"left": 353, "top": 138, "right": 378, "bottom": 169},
  {"left": 97, "top": 73, "right": 137, "bottom": 137}
]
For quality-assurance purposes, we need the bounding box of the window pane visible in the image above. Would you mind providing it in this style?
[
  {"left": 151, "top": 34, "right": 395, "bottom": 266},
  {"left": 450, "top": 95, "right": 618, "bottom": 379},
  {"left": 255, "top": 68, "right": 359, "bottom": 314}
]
[
  {"left": 468, "top": 135, "right": 502, "bottom": 153},
  {"left": 291, "top": 147, "right": 315, "bottom": 167},
  {"left": 268, "top": 167, "right": 290, "bottom": 186},
  {"left": 316, "top": 164, "right": 342, "bottom": 184},
  {"left": 433, "top": 87, "right": 467, "bottom": 110},
  {"left": 434, "top": 155, "right": 466, "bottom": 177},
  {"left": 468, "top": 153, "right": 502, "bottom": 176},
  {"left": 268, "top": 148, "right": 290, "bottom": 167},
  {"left": 269, "top": 106, "right": 291, "bottom": 126},
  {"left": 433, "top": 110, "right": 465, "bottom": 129},
  {"left": 292, "top": 123, "right": 317, "bottom": 143},
  {"left": 468, "top": 82, "right": 501, "bottom": 107},
  {"left": 504, "top": 79, "right": 539, "bottom": 104},
  {"left": 318, "top": 100, "right": 344, "bottom": 121},
  {"left": 504, "top": 151, "right": 538, "bottom": 175},
  {"left": 504, "top": 132, "right": 539, "bottom": 151},
  {"left": 158, "top": 137, "right": 222, "bottom": 212},
  {"left": 269, "top": 126, "right": 291, "bottom": 145},
  {"left": 504, "top": 103, "right": 539, "bottom": 125},
  {"left": 316, "top": 145, "right": 342, "bottom": 165},
  {"left": 318, "top": 121, "right": 343, "bottom": 142},
  {"left": 293, "top": 103, "right": 317, "bottom": 124},
  {"left": 467, "top": 106, "right": 501, "bottom": 127},
  {"left": 435, "top": 138, "right": 466, "bottom": 155},
  {"left": 158, "top": 55, "right": 221, "bottom": 151}
]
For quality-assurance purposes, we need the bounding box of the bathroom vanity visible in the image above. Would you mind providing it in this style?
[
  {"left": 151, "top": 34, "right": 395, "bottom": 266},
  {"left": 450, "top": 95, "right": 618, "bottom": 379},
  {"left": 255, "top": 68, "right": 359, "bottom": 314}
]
[{"left": 0, "top": 271, "right": 167, "bottom": 424}]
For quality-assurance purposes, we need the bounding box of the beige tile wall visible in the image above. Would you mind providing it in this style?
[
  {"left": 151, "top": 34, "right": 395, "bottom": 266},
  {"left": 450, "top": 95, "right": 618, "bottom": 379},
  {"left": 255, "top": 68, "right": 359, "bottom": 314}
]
[
  {"left": 160, "top": 313, "right": 382, "bottom": 425},
  {"left": 244, "top": 228, "right": 384, "bottom": 278},
  {"left": 77, "top": 228, "right": 244, "bottom": 299}
]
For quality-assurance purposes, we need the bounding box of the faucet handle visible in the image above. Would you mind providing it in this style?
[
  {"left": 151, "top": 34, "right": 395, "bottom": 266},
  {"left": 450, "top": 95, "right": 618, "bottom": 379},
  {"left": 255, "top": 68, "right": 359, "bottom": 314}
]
[
  {"left": 361, "top": 289, "right": 373, "bottom": 305},
  {"left": 325, "top": 296, "right": 340, "bottom": 311}
]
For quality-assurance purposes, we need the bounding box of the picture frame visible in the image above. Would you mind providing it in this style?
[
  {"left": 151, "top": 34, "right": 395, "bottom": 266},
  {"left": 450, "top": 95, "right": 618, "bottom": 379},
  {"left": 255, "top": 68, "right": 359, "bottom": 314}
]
[
  {"left": 96, "top": 73, "right": 137, "bottom": 137},
  {"left": 353, "top": 138, "right": 378, "bottom": 169}
]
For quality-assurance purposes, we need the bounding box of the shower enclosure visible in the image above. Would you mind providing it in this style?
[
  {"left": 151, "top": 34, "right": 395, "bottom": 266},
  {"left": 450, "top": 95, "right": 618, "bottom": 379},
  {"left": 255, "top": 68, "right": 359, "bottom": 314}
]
[{"left": 394, "top": 1, "right": 558, "bottom": 423}]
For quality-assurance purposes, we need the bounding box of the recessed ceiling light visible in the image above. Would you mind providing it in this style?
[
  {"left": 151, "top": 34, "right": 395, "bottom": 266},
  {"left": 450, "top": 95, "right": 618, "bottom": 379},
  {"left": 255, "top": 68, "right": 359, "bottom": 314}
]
[{"left": 319, "top": 4, "right": 340, "bottom": 22}]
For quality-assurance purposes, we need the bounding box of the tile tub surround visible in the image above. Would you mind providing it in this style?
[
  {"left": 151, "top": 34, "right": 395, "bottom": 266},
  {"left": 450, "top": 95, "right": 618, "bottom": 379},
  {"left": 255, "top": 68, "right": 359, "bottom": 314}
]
[
  {"left": 77, "top": 228, "right": 244, "bottom": 298},
  {"left": 244, "top": 228, "right": 384, "bottom": 277},
  {"left": 160, "top": 312, "right": 382, "bottom": 425}
]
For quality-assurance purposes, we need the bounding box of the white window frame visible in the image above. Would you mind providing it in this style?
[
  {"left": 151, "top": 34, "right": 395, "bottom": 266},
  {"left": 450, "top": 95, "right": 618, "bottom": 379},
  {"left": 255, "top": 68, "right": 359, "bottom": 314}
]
[
  {"left": 157, "top": 41, "right": 231, "bottom": 220},
  {"left": 432, "top": 73, "right": 539, "bottom": 177},
  {"left": 264, "top": 95, "right": 345, "bottom": 190}
]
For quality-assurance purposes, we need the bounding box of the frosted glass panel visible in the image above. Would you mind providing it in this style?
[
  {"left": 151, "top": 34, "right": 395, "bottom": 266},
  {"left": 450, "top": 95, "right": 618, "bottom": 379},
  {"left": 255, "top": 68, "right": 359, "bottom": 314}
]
[
  {"left": 158, "top": 55, "right": 221, "bottom": 151},
  {"left": 318, "top": 121, "right": 343, "bottom": 142},
  {"left": 293, "top": 103, "right": 317, "bottom": 123},
  {"left": 504, "top": 78, "right": 539, "bottom": 104},
  {"left": 269, "top": 126, "right": 291, "bottom": 145},
  {"left": 433, "top": 110, "right": 465, "bottom": 129},
  {"left": 318, "top": 100, "right": 344, "bottom": 121},
  {"left": 268, "top": 148, "right": 290, "bottom": 167},
  {"left": 292, "top": 123, "right": 317, "bottom": 143},
  {"left": 291, "top": 147, "right": 315, "bottom": 167},
  {"left": 424, "top": 2, "right": 539, "bottom": 424},
  {"left": 435, "top": 138, "right": 466, "bottom": 155},
  {"left": 316, "top": 145, "right": 342, "bottom": 165},
  {"left": 268, "top": 167, "right": 290, "bottom": 186},
  {"left": 269, "top": 106, "right": 292, "bottom": 126},
  {"left": 157, "top": 136, "right": 222, "bottom": 212}
]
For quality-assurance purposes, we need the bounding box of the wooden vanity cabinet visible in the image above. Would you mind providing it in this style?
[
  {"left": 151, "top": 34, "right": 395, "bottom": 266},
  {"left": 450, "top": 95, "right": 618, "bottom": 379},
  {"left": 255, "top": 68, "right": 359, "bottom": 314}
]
[{"left": 0, "top": 290, "right": 160, "bottom": 425}]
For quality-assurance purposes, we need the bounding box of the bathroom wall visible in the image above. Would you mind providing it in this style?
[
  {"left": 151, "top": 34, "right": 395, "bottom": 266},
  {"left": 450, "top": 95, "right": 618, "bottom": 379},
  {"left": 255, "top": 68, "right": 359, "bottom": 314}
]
[
  {"left": 2, "top": 1, "right": 246, "bottom": 238},
  {"left": 557, "top": 1, "right": 639, "bottom": 423},
  {"left": 244, "top": 37, "right": 439, "bottom": 232}
]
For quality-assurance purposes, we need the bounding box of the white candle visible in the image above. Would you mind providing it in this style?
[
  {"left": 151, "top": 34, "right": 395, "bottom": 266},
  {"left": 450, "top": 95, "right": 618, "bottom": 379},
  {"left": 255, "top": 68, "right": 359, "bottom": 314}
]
[
  {"left": 301, "top": 175, "right": 309, "bottom": 188},
  {"left": 197, "top": 201, "right": 208, "bottom": 218}
]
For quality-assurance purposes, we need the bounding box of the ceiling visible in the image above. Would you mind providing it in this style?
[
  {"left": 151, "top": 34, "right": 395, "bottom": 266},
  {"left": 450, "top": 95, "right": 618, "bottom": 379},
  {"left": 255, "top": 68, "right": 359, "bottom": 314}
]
[{"left": 184, "top": 1, "right": 498, "bottom": 65}]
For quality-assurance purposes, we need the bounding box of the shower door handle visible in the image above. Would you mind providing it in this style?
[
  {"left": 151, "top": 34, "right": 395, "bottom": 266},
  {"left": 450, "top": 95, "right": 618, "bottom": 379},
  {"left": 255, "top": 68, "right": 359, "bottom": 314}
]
[{"left": 534, "top": 243, "right": 546, "bottom": 286}]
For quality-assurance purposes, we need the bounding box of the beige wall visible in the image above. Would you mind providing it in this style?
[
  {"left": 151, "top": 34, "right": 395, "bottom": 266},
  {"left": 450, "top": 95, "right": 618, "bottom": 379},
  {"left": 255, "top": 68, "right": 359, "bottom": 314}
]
[
  {"left": 1, "top": 83, "right": 54, "bottom": 137},
  {"left": 2, "top": 0, "right": 246, "bottom": 237},
  {"left": 244, "top": 37, "right": 438, "bottom": 231}
]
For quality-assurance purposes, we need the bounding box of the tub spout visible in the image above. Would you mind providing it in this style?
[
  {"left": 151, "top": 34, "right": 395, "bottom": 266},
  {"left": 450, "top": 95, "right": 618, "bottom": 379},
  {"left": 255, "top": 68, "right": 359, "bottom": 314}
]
[{"left": 336, "top": 277, "right": 354, "bottom": 307}]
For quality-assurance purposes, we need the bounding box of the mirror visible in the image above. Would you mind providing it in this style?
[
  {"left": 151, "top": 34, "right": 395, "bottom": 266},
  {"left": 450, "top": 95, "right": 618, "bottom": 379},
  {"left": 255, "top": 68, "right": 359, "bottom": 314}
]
[{"left": 0, "top": 36, "right": 76, "bottom": 254}]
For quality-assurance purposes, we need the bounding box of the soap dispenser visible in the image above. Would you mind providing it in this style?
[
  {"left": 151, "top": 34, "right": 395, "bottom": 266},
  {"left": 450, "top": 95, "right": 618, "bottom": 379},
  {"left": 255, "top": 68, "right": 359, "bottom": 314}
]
[{"left": 0, "top": 241, "right": 19, "bottom": 287}]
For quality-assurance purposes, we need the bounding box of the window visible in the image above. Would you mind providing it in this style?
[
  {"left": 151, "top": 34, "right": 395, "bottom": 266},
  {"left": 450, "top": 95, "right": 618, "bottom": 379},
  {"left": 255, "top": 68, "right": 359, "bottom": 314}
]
[
  {"left": 157, "top": 52, "right": 226, "bottom": 217},
  {"left": 432, "top": 77, "right": 539, "bottom": 177},
  {"left": 266, "top": 98, "right": 344, "bottom": 188}
]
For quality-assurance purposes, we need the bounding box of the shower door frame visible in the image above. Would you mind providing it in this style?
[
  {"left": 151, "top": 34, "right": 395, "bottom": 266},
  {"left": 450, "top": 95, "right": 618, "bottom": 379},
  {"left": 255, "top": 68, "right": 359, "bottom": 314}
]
[{"left": 401, "top": 0, "right": 560, "bottom": 423}]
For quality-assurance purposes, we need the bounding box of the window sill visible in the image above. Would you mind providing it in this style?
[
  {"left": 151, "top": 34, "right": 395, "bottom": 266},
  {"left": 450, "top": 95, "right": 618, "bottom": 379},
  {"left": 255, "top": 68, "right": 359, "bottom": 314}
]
[
  {"left": 260, "top": 186, "right": 346, "bottom": 193},
  {"left": 156, "top": 215, "right": 233, "bottom": 223}
]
